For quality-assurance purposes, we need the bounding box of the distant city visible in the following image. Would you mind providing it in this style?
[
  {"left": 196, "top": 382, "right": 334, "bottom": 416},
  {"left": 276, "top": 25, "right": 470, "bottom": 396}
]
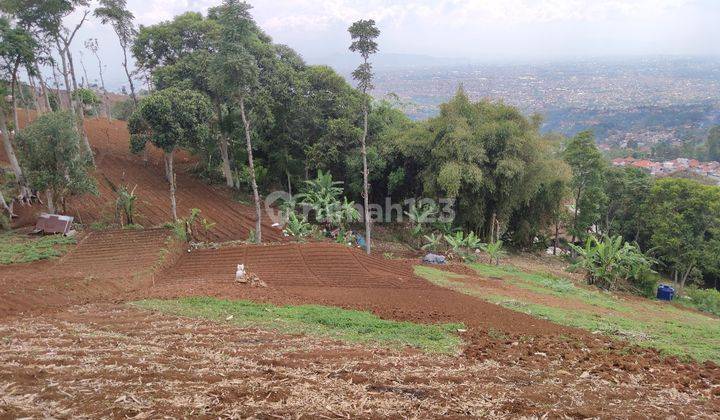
[{"left": 350, "top": 56, "right": 720, "bottom": 148}]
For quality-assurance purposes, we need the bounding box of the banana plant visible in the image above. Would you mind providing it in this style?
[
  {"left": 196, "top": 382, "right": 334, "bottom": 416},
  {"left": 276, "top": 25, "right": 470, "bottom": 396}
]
[
  {"left": 479, "top": 240, "right": 506, "bottom": 266},
  {"left": 421, "top": 233, "right": 443, "bottom": 252}
]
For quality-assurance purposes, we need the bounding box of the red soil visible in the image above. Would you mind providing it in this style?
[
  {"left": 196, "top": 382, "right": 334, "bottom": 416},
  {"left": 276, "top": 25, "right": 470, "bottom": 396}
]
[
  {"left": 0, "top": 112, "right": 718, "bottom": 416},
  {"left": 9, "top": 111, "right": 284, "bottom": 242}
]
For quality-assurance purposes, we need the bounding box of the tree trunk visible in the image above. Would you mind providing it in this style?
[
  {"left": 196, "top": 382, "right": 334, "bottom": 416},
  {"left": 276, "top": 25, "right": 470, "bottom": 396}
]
[
  {"left": 679, "top": 264, "right": 694, "bottom": 294},
  {"left": 219, "top": 134, "right": 233, "bottom": 187},
  {"left": 64, "top": 46, "right": 94, "bottom": 165},
  {"left": 121, "top": 46, "right": 138, "bottom": 105},
  {"left": 56, "top": 41, "right": 74, "bottom": 110},
  {"left": 571, "top": 186, "right": 583, "bottom": 244},
  {"left": 46, "top": 190, "right": 55, "bottom": 214},
  {"left": 360, "top": 103, "right": 371, "bottom": 254},
  {"left": 286, "top": 169, "right": 292, "bottom": 196},
  {"left": 0, "top": 190, "right": 13, "bottom": 217},
  {"left": 35, "top": 61, "right": 52, "bottom": 112},
  {"left": 166, "top": 150, "right": 178, "bottom": 221},
  {"left": 239, "top": 97, "right": 262, "bottom": 243},
  {"left": 0, "top": 111, "right": 26, "bottom": 193},
  {"left": 94, "top": 56, "right": 111, "bottom": 119},
  {"left": 553, "top": 218, "right": 560, "bottom": 256},
  {"left": 26, "top": 68, "right": 41, "bottom": 114}
]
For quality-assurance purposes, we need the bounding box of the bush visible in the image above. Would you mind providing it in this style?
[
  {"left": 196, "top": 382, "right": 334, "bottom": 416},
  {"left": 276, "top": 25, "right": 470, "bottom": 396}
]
[
  {"left": 682, "top": 287, "right": 720, "bottom": 317},
  {"left": 569, "top": 235, "right": 655, "bottom": 291}
]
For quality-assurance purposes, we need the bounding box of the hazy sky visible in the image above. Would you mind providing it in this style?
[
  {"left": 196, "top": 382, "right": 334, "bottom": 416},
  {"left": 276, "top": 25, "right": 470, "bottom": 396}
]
[{"left": 65, "top": 0, "right": 720, "bottom": 89}]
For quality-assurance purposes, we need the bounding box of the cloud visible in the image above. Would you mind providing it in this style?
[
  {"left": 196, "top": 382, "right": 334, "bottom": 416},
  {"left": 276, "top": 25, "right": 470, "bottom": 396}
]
[{"left": 252, "top": 0, "right": 694, "bottom": 32}]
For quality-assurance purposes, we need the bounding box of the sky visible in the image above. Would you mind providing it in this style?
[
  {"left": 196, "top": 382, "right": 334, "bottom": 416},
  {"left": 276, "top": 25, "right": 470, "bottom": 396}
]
[{"left": 64, "top": 0, "right": 720, "bottom": 90}]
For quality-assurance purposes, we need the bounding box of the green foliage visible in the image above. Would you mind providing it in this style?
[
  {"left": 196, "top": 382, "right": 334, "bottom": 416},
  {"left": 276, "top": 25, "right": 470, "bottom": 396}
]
[
  {"left": 642, "top": 178, "right": 720, "bottom": 289},
  {"left": 405, "top": 202, "right": 438, "bottom": 237},
  {"left": 297, "top": 170, "right": 360, "bottom": 229},
  {"left": 601, "top": 166, "right": 652, "bottom": 240},
  {"left": 396, "top": 89, "right": 569, "bottom": 244},
  {"left": 15, "top": 111, "right": 97, "bottom": 210},
  {"left": 348, "top": 19, "right": 380, "bottom": 94},
  {"left": 421, "top": 233, "right": 443, "bottom": 253},
  {"left": 479, "top": 240, "right": 506, "bottom": 266},
  {"left": 115, "top": 185, "right": 137, "bottom": 226},
  {"left": 443, "top": 231, "right": 483, "bottom": 261},
  {"left": 134, "top": 297, "right": 464, "bottom": 353},
  {"left": 72, "top": 88, "right": 100, "bottom": 106},
  {"left": 706, "top": 126, "right": 720, "bottom": 162},
  {"left": 283, "top": 211, "right": 313, "bottom": 239},
  {"left": 111, "top": 98, "right": 135, "bottom": 120},
  {"left": 170, "top": 208, "right": 215, "bottom": 242},
  {"left": 129, "top": 87, "right": 213, "bottom": 153},
  {"left": 680, "top": 287, "right": 720, "bottom": 317},
  {"left": 0, "top": 233, "right": 76, "bottom": 264},
  {"left": 564, "top": 130, "right": 607, "bottom": 241},
  {"left": 569, "top": 235, "right": 655, "bottom": 291}
]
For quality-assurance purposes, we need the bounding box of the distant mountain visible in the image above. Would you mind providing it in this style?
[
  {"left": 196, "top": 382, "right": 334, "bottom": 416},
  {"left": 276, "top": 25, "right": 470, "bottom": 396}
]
[{"left": 309, "top": 52, "right": 476, "bottom": 71}]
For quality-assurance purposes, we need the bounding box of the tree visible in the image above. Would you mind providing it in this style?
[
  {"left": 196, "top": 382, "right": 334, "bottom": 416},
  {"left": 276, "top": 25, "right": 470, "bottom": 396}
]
[
  {"left": 208, "top": 0, "right": 263, "bottom": 243},
  {"left": 128, "top": 88, "right": 212, "bottom": 220},
  {"left": 643, "top": 178, "right": 720, "bottom": 292},
  {"left": 564, "top": 131, "right": 607, "bottom": 243},
  {"left": 84, "top": 38, "right": 111, "bottom": 118},
  {"left": 395, "top": 89, "right": 568, "bottom": 246},
  {"left": 707, "top": 126, "right": 720, "bottom": 162},
  {"left": 601, "top": 166, "right": 652, "bottom": 242},
  {"left": 0, "top": 17, "right": 35, "bottom": 197},
  {"left": 3, "top": 0, "right": 95, "bottom": 161},
  {"left": 348, "top": 19, "right": 379, "bottom": 254},
  {"left": 15, "top": 111, "right": 97, "bottom": 212},
  {"left": 94, "top": 0, "right": 137, "bottom": 105}
]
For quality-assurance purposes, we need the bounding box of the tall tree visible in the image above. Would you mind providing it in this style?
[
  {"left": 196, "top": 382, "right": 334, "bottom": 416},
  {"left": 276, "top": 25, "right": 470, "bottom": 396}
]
[
  {"left": 128, "top": 88, "right": 212, "bottom": 220},
  {"left": 563, "top": 130, "right": 607, "bottom": 243},
  {"left": 208, "top": 0, "right": 263, "bottom": 242},
  {"left": 84, "top": 38, "right": 111, "bottom": 119},
  {"left": 3, "top": 0, "right": 95, "bottom": 161},
  {"left": 348, "top": 19, "right": 379, "bottom": 254},
  {"left": 0, "top": 16, "right": 35, "bottom": 197},
  {"left": 94, "top": 0, "right": 137, "bottom": 105}
]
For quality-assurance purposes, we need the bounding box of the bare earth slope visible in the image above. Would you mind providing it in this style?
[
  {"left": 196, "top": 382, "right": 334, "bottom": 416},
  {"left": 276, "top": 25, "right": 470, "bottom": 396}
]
[{"left": 8, "top": 111, "right": 284, "bottom": 242}]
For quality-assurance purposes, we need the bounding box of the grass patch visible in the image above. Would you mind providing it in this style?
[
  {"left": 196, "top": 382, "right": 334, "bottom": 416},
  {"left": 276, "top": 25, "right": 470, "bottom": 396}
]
[
  {"left": 0, "top": 233, "right": 76, "bottom": 264},
  {"left": 415, "top": 264, "right": 720, "bottom": 363},
  {"left": 469, "top": 263, "right": 632, "bottom": 312},
  {"left": 133, "top": 297, "right": 464, "bottom": 353}
]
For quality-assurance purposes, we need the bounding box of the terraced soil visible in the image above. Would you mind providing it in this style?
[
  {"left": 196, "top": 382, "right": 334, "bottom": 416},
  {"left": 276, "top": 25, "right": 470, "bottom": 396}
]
[
  {"left": 1, "top": 112, "right": 718, "bottom": 416},
  {"left": 0, "top": 229, "right": 174, "bottom": 318}
]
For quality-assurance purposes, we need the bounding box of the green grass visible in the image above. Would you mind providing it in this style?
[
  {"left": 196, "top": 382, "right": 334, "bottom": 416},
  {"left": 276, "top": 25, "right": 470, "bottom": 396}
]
[
  {"left": 469, "top": 263, "right": 632, "bottom": 312},
  {"left": 133, "top": 297, "right": 464, "bottom": 353},
  {"left": 415, "top": 265, "right": 720, "bottom": 363},
  {"left": 0, "top": 233, "right": 76, "bottom": 264}
]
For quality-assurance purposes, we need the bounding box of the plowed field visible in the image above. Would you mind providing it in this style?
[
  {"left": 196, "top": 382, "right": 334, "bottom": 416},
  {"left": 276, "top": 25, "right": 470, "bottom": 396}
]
[{"left": 1, "top": 112, "right": 718, "bottom": 417}]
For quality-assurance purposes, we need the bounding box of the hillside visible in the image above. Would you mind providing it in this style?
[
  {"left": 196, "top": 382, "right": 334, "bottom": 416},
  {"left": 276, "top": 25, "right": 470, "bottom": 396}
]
[{"left": 7, "top": 111, "right": 284, "bottom": 242}]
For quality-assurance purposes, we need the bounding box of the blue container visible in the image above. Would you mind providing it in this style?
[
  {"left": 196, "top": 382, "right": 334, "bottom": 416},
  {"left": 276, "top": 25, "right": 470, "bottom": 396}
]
[{"left": 656, "top": 284, "right": 675, "bottom": 301}]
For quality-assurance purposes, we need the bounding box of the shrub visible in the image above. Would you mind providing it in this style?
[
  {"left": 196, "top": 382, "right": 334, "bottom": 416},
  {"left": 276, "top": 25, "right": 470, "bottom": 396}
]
[
  {"left": 479, "top": 240, "right": 506, "bottom": 266},
  {"left": 682, "top": 287, "right": 720, "bottom": 317},
  {"left": 283, "top": 212, "right": 313, "bottom": 239},
  {"left": 569, "top": 235, "right": 655, "bottom": 291}
]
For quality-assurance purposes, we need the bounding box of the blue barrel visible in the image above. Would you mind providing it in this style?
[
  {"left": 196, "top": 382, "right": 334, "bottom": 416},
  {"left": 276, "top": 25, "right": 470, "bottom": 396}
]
[{"left": 656, "top": 284, "right": 675, "bottom": 301}]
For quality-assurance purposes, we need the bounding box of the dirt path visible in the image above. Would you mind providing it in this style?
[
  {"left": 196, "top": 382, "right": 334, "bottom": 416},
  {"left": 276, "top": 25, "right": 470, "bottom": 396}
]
[{"left": 1, "top": 304, "right": 717, "bottom": 418}]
